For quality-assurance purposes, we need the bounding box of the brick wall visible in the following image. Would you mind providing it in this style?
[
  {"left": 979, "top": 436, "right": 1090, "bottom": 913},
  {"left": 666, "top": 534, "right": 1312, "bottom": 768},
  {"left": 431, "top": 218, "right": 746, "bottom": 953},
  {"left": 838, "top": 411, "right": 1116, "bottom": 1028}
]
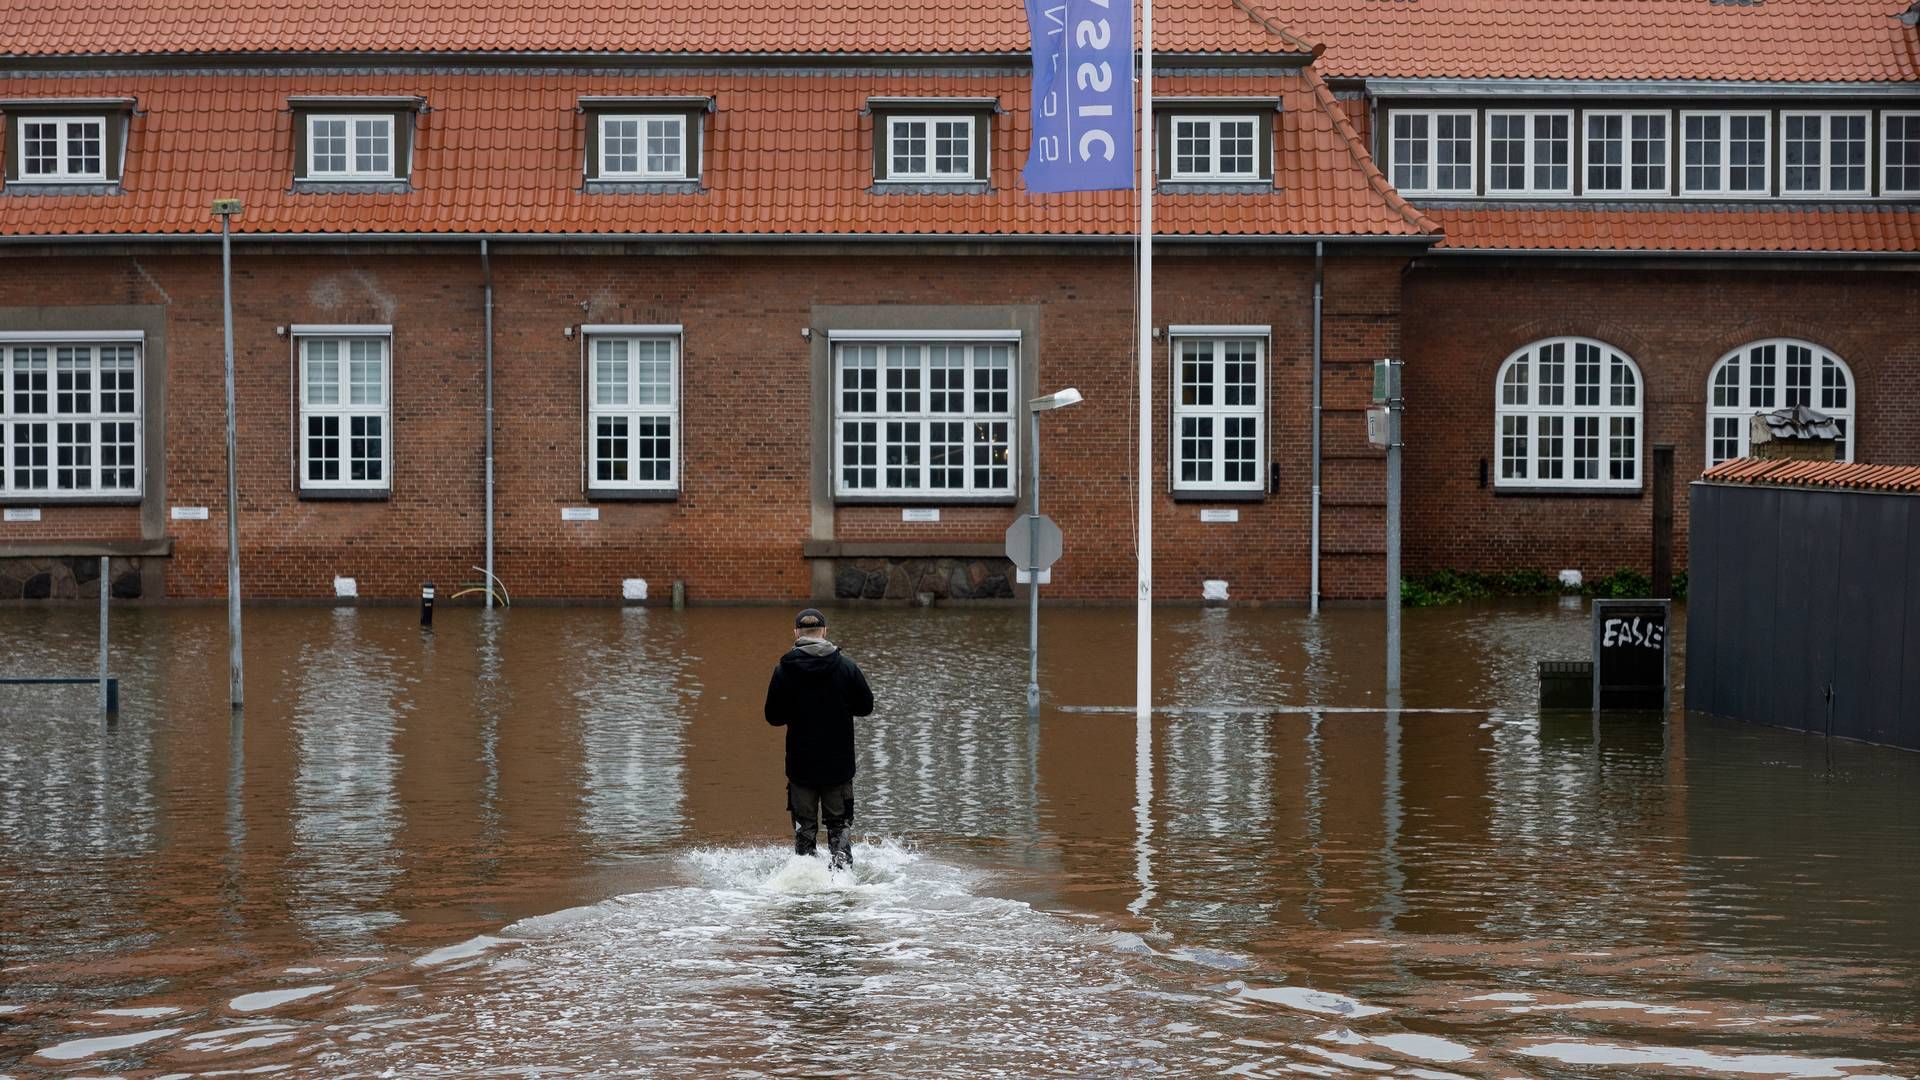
[
  {"left": 1400, "top": 263, "right": 1920, "bottom": 579},
  {"left": 0, "top": 248, "right": 1411, "bottom": 602}
]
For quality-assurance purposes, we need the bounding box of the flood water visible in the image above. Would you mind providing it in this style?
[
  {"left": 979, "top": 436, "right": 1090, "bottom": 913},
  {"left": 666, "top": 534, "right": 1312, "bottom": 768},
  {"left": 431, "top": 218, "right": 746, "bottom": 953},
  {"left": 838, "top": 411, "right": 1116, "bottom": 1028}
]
[{"left": 1, "top": 601, "right": 1917, "bottom": 1078}]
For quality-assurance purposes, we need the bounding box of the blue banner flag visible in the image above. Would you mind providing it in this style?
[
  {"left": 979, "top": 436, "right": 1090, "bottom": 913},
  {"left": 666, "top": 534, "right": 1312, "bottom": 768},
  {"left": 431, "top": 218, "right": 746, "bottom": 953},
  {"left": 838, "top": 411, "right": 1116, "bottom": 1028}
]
[{"left": 1023, "top": 0, "right": 1135, "bottom": 193}]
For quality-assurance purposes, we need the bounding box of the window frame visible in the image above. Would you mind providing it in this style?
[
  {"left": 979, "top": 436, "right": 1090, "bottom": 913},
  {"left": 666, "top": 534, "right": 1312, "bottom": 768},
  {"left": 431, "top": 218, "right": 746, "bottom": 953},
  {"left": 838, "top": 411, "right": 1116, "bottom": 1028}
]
[
  {"left": 594, "top": 113, "right": 691, "bottom": 182},
  {"left": 1483, "top": 109, "right": 1575, "bottom": 196},
  {"left": 293, "top": 326, "right": 393, "bottom": 495},
  {"left": 1679, "top": 109, "right": 1772, "bottom": 197},
  {"left": 1387, "top": 109, "right": 1477, "bottom": 195},
  {"left": 301, "top": 113, "right": 399, "bottom": 182},
  {"left": 1882, "top": 110, "right": 1920, "bottom": 195},
  {"left": 13, "top": 115, "right": 108, "bottom": 183},
  {"left": 1168, "top": 327, "right": 1269, "bottom": 496},
  {"left": 581, "top": 325, "right": 682, "bottom": 496},
  {"left": 1582, "top": 109, "right": 1672, "bottom": 197},
  {"left": 1167, "top": 115, "right": 1263, "bottom": 182},
  {"left": 0, "top": 332, "right": 144, "bottom": 500},
  {"left": 1492, "top": 337, "right": 1645, "bottom": 493},
  {"left": 881, "top": 114, "right": 984, "bottom": 183},
  {"left": 829, "top": 331, "right": 1019, "bottom": 502},
  {"left": 1779, "top": 110, "right": 1873, "bottom": 198},
  {"left": 1705, "top": 339, "right": 1857, "bottom": 468}
]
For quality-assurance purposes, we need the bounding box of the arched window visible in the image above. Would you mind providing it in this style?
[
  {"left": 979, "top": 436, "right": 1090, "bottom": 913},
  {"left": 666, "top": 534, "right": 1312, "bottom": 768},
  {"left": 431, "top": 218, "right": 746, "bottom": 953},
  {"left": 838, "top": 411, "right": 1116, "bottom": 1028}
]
[
  {"left": 1706, "top": 339, "right": 1855, "bottom": 467},
  {"left": 1494, "top": 337, "right": 1643, "bottom": 490}
]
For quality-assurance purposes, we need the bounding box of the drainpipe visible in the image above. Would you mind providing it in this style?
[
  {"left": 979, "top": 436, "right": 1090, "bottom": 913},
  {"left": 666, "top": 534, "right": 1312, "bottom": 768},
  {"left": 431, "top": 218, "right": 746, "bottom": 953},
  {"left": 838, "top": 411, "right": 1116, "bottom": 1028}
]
[
  {"left": 481, "top": 240, "right": 496, "bottom": 609},
  {"left": 1310, "top": 240, "right": 1324, "bottom": 616}
]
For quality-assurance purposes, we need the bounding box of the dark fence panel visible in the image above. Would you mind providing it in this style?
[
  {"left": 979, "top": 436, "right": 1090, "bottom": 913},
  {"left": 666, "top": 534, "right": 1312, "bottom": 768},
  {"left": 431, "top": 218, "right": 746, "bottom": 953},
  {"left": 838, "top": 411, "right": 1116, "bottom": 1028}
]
[{"left": 1686, "top": 482, "right": 1920, "bottom": 751}]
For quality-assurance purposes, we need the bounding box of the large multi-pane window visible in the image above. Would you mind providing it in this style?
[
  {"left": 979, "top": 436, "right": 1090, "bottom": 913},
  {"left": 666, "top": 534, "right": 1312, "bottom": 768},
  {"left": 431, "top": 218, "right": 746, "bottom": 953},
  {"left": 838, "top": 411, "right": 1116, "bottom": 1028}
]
[
  {"left": 1171, "top": 331, "right": 1265, "bottom": 493},
  {"left": 1781, "top": 112, "right": 1870, "bottom": 196},
  {"left": 1585, "top": 111, "right": 1669, "bottom": 194},
  {"left": 298, "top": 330, "right": 390, "bottom": 492},
  {"left": 1884, "top": 112, "right": 1920, "bottom": 193},
  {"left": 833, "top": 336, "right": 1014, "bottom": 498},
  {"left": 885, "top": 116, "right": 978, "bottom": 181},
  {"left": 16, "top": 117, "right": 106, "bottom": 182},
  {"left": 1681, "top": 111, "right": 1770, "bottom": 194},
  {"left": 586, "top": 331, "right": 679, "bottom": 492},
  {"left": 0, "top": 336, "right": 140, "bottom": 497},
  {"left": 304, "top": 114, "right": 396, "bottom": 180},
  {"left": 1389, "top": 111, "right": 1475, "bottom": 194},
  {"left": 1706, "top": 339, "right": 1855, "bottom": 466},
  {"left": 598, "top": 114, "right": 685, "bottom": 179},
  {"left": 1485, "top": 111, "right": 1572, "bottom": 194},
  {"left": 1170, "top": 116, "right": 1260, "bottom": 180},
  {"left": 1495, "top": 338, "right": 1642, "bottom": 490}
]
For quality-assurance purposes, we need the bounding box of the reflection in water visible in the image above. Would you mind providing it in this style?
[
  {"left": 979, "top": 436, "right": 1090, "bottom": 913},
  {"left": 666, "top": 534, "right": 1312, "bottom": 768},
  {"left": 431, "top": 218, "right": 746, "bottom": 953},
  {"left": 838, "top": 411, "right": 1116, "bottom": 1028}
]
[
  {"left": 2, "top": 601, "right": 1919, "bottom": 1078},
  {"left": 289, "top": 609, "right": 405, "bottom": 939}
]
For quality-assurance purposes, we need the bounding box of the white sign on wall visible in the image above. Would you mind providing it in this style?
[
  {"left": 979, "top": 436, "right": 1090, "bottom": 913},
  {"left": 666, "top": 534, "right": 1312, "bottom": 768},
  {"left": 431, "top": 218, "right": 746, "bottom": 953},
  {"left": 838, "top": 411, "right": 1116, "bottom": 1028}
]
[
  {"left": 562, "top": 507, "right": 600, "bottom": 522},
  {"left": 1199, "top": 508, "right": 1239, "bottom": 523},
  {"left": 171, "top": 506, "right": 210, "bottom": 521},
  {"left": 4, "top": 507, "right": 41, "bottom": 522},
  {"left": 901, "top": 508, "right": 940, "bottom": 522}
]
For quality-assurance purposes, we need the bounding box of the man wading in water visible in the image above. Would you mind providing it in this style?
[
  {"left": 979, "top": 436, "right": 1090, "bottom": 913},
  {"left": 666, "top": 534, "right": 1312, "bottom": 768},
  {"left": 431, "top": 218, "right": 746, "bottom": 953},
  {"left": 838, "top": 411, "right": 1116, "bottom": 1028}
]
[{"left": 764, "top": 608, "right": 874, "bottom": 870}]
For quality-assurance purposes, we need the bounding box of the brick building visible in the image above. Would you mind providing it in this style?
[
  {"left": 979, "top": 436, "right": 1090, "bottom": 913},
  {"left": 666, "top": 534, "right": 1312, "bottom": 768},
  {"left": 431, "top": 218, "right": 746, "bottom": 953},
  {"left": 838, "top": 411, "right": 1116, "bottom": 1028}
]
[{"left": 0, "top": 0, "right": 1915, "bottom": 602}]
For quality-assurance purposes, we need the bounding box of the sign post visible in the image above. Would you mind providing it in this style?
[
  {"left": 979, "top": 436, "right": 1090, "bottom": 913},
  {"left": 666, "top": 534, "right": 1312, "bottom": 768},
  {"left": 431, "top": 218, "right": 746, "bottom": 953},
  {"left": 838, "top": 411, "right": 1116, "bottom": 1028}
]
[
  {"left": 1010, "top": 390, "right": 1076, "bottom": 718},
  {"left": 1372, "top": 359, "right": 1405, "bottom": 692},
  {"left": 213, "top": 198, "right": 245, "bottom": 709},
  {"left": 1592, "top": 599, "right": 1671, "bottom": 711}
]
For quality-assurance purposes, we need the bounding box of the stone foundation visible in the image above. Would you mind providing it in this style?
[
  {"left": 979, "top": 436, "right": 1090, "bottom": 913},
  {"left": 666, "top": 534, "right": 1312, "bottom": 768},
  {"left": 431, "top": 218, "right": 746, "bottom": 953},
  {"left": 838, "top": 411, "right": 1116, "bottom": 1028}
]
[
  {"left": 0, "top": 557, "right": 145, "bottom": 601},
  {"left": 832, "top": 556, "right": 1016, "bottom": 601}
]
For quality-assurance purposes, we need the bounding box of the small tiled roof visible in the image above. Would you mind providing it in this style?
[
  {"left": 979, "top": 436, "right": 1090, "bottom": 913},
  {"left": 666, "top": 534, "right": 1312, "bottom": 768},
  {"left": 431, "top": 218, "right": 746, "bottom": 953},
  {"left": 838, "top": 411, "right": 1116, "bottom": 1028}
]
[
  {"left": 1426, "top": 204, "right": 1920, "bottom": 254},
  {"left": 0, "top": 0, "right": 1299, "bottom": 57},
  {"left": 1703, "top": 458, "right": 1920, "bottom": 492},
  {"left": 1253, "top": 0, "right": 1920, "bottom": 83},
  {"left": 0, "top": 70, "right": 1436, "bottom": 240}
]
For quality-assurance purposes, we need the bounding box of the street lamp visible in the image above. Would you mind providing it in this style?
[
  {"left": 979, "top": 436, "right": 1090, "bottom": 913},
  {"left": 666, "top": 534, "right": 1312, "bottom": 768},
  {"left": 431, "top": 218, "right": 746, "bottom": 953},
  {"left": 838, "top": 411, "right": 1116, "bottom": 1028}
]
[
  {"left": 1026, "top": 386, "right": 1082, "bottom": 717},
  {"left": 213, "top": 198, "right": 244, "bottom": 708}
]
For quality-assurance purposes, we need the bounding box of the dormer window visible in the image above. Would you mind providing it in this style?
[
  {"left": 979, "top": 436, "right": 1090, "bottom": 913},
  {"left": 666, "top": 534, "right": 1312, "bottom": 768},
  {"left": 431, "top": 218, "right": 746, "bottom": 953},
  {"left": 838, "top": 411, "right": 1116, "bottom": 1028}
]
[
  {"left": 1781, "top": 112, "right": 1870, "bottom": 196},
  {"left": 2, "top": 99, "right": 133, "bottom": 188},
  {"left": 1172, "top": 117, "right": 1257, "bottom": 180},
  {"left": 290, "top": 97, "right": 423, "bottom": 186},
  {"left": 867, "top": 98, "right": 996, "bottom": 187},
  {"left": 580, "top": 97, "right": 709, "bottom": 187}
]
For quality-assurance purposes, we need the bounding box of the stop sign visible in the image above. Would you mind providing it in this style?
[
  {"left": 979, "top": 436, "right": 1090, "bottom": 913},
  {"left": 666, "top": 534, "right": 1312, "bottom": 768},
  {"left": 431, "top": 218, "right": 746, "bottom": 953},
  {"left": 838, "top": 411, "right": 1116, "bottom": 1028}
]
[{"left": 1005, "top": 514, "right": 1063, "bottom": 570}]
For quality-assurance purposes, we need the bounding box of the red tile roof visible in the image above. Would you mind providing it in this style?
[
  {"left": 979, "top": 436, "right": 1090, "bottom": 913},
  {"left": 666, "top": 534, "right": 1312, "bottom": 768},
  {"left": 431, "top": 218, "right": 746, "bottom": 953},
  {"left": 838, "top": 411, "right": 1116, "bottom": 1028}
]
[
  {"left": 0, "top": 70, "right": 1436, "bottom": 240},
  {"left": 1253, "top": 0, "right": 1920, "bottom": 83},
  {"left": 1703, "top": 458, "right": 1920, "bottom": 492},
  {"left": 1427, "top": 204, "right": 1920, "bottom": 254},
  {"left": 0, "top": 0, "right": 1299, "bottom": 57}
]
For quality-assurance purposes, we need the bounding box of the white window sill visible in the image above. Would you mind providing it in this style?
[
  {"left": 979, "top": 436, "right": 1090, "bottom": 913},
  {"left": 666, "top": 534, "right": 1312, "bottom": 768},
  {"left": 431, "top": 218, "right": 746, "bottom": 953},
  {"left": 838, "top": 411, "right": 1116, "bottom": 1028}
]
[
  {"left": 1492, "top": 484, "right": 1643, "bottom": 498},
  {"left": 834, "top": 494, "right": 1017, "bottom": 507},
  {"left": 1171, "top": 487, "right": 1266, "bottom": 502},
  {"left": 586, "top": 487, "right": 680, "bottom": 502},
  {"left": 298, "top": 488, "right": 391, "bottom": 501}
]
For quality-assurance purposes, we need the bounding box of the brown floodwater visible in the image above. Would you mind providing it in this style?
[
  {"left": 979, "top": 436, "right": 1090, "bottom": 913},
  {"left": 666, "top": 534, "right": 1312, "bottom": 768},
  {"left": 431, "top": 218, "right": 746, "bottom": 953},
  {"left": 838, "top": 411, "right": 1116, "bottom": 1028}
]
[{"left": 0, "top": 601, "right": 1916, "bottom": 1078}]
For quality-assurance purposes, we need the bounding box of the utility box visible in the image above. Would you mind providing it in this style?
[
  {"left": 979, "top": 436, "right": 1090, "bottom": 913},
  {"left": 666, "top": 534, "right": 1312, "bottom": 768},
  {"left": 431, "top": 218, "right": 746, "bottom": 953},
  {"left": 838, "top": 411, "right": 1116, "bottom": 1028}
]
[
  {"left": 1538, "top": 660, "right": 1594, "bottom": 709},
  {"left": 1593, "top": 599, "right": 1671, "bottom": 711}
]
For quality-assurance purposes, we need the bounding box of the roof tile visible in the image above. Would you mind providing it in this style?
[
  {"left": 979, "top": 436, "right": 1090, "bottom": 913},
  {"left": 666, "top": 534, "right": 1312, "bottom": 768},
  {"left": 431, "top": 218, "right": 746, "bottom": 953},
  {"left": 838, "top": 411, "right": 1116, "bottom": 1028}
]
[{"left": 1702, "top": 458, "right": 1920, "bottom": 493}]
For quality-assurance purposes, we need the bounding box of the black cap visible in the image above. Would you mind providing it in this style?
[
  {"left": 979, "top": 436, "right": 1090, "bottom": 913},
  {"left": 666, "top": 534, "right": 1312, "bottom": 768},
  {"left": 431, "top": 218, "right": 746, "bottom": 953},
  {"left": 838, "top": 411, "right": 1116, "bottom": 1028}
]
[{"left": 795, "top": 608, "right": 828, "bottom": 629}]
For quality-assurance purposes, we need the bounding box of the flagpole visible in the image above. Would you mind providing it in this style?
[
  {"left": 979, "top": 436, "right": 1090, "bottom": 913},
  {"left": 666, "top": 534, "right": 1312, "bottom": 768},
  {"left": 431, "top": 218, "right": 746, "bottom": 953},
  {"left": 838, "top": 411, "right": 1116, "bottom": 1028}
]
[{"left": 1135, "top": 0, "right": 1154, "bottom": 722}]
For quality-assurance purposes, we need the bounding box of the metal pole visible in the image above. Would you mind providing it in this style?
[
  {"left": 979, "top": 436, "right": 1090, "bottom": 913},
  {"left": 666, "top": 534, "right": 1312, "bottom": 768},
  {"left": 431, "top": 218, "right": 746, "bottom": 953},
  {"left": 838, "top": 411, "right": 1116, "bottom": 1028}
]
[
  {"left": 481, "top": 240, "right": 496, "bottom": 610},
  {"left": 1310, "top": 241, "right": 1323, "bottom": 616},
  {"left": 1385, "top": 382, "right": 1402, "bottom": 693},
  {"left": 1134, "top": 0, "right": 1155, "bottom": 722},
  {"left": 220, "top": 208, "right": 244, "bottom": 708},
  {"left": 98, "top": 555, "right": 108, "bottom": 713},
  {"left": 1027, "top": 408, "right": 1042, "bottom": 717}
]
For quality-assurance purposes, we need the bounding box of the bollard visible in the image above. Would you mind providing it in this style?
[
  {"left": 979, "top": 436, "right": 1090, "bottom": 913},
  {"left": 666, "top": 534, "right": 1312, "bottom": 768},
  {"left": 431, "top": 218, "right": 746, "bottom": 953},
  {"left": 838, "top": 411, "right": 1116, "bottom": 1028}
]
[
  {"left": 105, "top": 677, "right": 120, "bottom": 715},
  {"left": 671, "top": 580, "right": 686, "bottom": 610},
  {"left": 421, "top": 581, "right": 435, "bottom": 628}
]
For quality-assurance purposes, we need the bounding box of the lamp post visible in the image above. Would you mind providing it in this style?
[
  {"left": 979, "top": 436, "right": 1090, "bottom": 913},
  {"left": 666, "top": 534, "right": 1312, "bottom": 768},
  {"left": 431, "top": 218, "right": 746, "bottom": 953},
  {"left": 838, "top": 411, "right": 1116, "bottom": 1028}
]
[
  {"left": 1026, "top": 387, "right": 1082, "bottom": 717},
  {"left": 213, "top": 198, "right": 244, "bottom": 709}
]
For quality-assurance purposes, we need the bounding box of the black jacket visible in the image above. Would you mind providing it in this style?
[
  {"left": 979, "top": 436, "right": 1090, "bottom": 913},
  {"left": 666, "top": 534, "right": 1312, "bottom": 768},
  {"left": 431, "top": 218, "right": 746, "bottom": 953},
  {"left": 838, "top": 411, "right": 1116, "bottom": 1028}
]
[{"left": 764, "top": 638, "right": 875, "bottom": 787}]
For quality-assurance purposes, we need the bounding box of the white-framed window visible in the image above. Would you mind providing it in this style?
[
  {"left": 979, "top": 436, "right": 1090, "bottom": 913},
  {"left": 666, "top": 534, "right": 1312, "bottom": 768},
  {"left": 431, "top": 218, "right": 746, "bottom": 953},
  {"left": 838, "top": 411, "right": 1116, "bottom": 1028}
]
[
  {"left": 16, "top": 116, "right": 106, "bottom": 182},
  {"left": 1485, "top": 110, "right": 1572, "bottom": 195},
  {"left": 1706, "top": 339, "right": 1855, "bottom": 467},
  {"left": 1780, "top": 112, "right": 1870, "bottom": 196},
  {"left": 885, "top": 115, "right": 979, "bottom": 181},
  {"left": 832, "top": 334, "right": 1014, "bottom": 499},
  {"left": 585, "top": 328, "right": 680, "bottom": 492},
  {"left": 1494, "top": 337, "right": 1642, "bottom": 490},
  {"left": 1883, "top": 112, "right": 1920, "bottom": 194},
  {"left": 1170, "top": 116, "right": 1260, "bottom": 180},
  {"left": 1681, "top": 111, "right": 1770, "bottom": 195},
  {"left": 1388, "top": 110, "right": 1475, "bottom": 194},
  {"left": 297, "top": 328, "right": 391, "bottom": 491},
  {"left": 1170, "top": 329, "right": 1266, "bottom": 493},
  {"left": 305, "top": 114, "right": 396, "bottom": 180},
  {"left": 598, "top": 114, "right": 686, "bottom": 180},
  {"left": 0, "top": 335, "right": 141, "bottom": 497},
  {"left": 1585, "top": 111, "right": 1670, "bottom": 195}
]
